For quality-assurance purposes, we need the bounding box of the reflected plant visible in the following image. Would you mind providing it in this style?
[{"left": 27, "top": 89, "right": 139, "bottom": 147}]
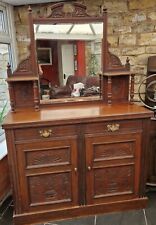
[
  {"left": 88, "top": 54, "right": 99, "bottom": 76},
  {"left": 0, "top": 102, "right": 7, "bottom": 126}
]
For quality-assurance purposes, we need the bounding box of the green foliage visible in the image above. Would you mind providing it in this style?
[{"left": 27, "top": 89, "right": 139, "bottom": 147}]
[
  {"left": 88, "top": 54, "right": 99, "bottom": 76},
  {"left": 0, "top": 102, "right": 7, "bottom": 125}
]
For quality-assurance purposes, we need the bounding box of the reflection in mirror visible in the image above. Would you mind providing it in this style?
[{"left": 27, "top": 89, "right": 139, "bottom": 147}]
[{"left": 34, "top": 23, "right": 103, "bottom": 102}]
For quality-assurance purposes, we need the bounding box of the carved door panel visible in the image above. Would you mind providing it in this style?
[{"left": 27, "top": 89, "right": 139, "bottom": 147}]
[
  {"left": 85, "top": 132, "right": 142, "bottom": 205},
  {"left": 16, "top": 136, "right": 78, "bottom": 212}
]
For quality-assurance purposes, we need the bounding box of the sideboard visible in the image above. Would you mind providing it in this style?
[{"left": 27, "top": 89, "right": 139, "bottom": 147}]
[{"left": 3, "top": 102, "right": 152, "bottom": 225}]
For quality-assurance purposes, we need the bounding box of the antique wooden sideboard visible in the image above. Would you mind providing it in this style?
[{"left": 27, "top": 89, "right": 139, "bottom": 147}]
[
  {"left": 3, "top": 103, "right": 152, "bottom": 225},
  {"left": 2, "top": 2, "right": 153, "bottom": 225}
]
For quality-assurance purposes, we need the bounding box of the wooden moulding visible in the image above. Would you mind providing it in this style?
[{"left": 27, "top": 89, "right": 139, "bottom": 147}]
[{"left": 13, "top": 197, "right": 147, "bottom": 225}]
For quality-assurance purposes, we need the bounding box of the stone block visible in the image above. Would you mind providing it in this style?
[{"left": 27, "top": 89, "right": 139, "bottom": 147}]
[
  {"left": 138, "top": 33, "right": 156, "bottom": 46},
  {"left": 136, "top": 54, "right": 152, "bottom": 65},
  {"left": 108, "top": 35, "right": 119, "bottom": 47},
  {"left": 148, "top": 12, "right": 156, "bottom": 21},
  {"left": 132, "top": 23, "right": 155, "bottom": 33},
  {"left": 108, "top": 13, "right": 123, "bottom": 26},
  {"left": 119, "top": 34, "right": 136, "bottom": 46},
  {"left": 146, "top": 46, "right": 156, "bottom": 54},
  {"left": 129, "top": 0, "right": 156, "bottom": 10},
  {"left": 103, "top": 0, "right": 128, "bottom": 13},
  {"left": 132, "top": 66, "right": 147, "bottom": 75},
  {"left": 113, "top": 26, "right": 131, "bottom": 34},
  {"left": 121, "top": 47, "right": 145, "bottom": 56},
  {"left": 132, "top": 13, "right": 146, "bottom": 23}
]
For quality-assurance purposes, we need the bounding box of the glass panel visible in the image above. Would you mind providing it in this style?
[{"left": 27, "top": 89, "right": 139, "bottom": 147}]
[{"left": 0, "top": 7, "right": 8, "bottom": 34}]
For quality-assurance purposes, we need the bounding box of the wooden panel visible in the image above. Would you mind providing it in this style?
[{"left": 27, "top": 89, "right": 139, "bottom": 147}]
[
  {"left": 85, "top": 119, "right": 142, "bottom": 134},
  {"left": 25, "top": 148, "right": 70, "bottom": 168},
  {"left": 85, "top": 132, "right": 141, "bottom": 204},
  {"left": 94, "top": 165, "right": 134, "bottom": 197},
  {"left": 94, "top": 142, "right": 134, "bottom": 161},
  {"left": 16, "top": 136, "right": 78, "bottom": 212},
  {"left": 14, "top": 124, "right": 76, "bottom": 141},
  {"left": 14, "top": 81, "right": 34, "bottom": 108},
  {"left": 28, "top": 172, "right": 72, "bottom": 205}
]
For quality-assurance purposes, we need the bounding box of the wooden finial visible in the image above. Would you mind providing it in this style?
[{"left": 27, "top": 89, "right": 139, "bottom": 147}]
[
  {"left": 28, "top": 5, "right": 32, "bottom": 13},
  {"left": 125, "top": 57, "right": 130, "bottom": 70},
  {"left": 7, "top": 63, "right": 12, "bottom": 77}
]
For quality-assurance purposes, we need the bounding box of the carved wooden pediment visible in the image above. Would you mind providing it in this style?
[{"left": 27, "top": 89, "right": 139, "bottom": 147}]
[{"left": 45, "top": 3, "right": 90, "bottom": 18}]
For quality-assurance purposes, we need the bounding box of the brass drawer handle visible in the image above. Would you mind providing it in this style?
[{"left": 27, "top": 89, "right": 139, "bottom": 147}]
[
  {"left": 39, "top": 129, "right": 52, "bottom": 138},
  {"left": 107, "top": 124, "right": 120, "bottom": 132}
]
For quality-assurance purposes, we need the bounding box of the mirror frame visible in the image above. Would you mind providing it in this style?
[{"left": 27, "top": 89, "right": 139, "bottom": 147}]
[{"left": 29, "top": 2, "right": 108, "bottom": 104}]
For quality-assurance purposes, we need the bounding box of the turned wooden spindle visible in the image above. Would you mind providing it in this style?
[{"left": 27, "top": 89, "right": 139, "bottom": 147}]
[
  {"left": 33, "top": 80, "right": 40, "bottom": 111},
  {"left": 130, "top": 73, "right": 135, "bottom": 103}
]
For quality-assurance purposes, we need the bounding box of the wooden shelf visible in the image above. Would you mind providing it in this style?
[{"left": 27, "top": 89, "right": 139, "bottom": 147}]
[{"left": 6, "top": 76, "right": 38, "bottom": 82}]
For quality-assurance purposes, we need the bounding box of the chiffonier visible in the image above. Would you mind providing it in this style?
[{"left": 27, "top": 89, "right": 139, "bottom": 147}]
[
  {"left": 3, "top": 2, "right": 153, "bottom": 225},
  {"left": 3, "top": 103, "right": 152, "bottom": 225}
]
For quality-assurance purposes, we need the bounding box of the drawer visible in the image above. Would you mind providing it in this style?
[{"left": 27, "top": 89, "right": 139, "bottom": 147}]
[
  {"left": 85, "top": 119, "right": 142, "bottom": 134},
  {"left": 14, "top": 124, "right": 77, "bottom": 141}
]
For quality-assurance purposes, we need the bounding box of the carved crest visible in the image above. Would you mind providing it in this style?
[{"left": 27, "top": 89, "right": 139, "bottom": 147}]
[{"left": 45, "top": 3, "right": 90, "bottom": 18}]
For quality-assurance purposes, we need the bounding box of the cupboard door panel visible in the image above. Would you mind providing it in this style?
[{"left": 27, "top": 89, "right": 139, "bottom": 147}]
[
  {"left": 85, "top": 132, "right": 141, "bottom": 205},
  {"left": 16, "top": 136, "right": 78, "bottom": 212},
  {"left": 93, "top": 165, "right": 134, "bottom": 197},
  {"left": 28, "top": 172, "right": 72, "bottom": 206}
]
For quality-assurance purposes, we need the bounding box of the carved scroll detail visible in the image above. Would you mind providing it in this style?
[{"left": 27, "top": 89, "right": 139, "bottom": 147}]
[
  {"left": 15, "top": 57, "right": 32, "bottom": 73},
  {"left": 44, "top": 3, "right": 90, "bottom": 18}
]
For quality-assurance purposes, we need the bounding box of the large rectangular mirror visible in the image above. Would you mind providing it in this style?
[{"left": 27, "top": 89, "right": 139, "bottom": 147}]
[{"left": 33, "top": 22, "right": 103, "bottom": 103}]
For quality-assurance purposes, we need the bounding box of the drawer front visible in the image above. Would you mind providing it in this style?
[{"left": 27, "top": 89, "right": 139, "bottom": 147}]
[
  {"left": 85, "top": 120, "right": 142, "bottom": 134},
  {"left": 14, "top": 124, "right": 77, "bottom": 141}
]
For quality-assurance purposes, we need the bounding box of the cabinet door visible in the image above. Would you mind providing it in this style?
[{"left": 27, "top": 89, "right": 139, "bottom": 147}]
[
  {"left": 16, "top": 136, "right": 78, "bottom": 212},
  {"left": 85, "top": 132, "right": 141, "bottom": 205}
]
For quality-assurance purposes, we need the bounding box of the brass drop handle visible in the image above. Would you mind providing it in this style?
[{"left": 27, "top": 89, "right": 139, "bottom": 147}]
[
  {"left": 74, "top": 167, "right": 78, "bottom": 172},
  {"left": 107, "top": 124, "right": 120, "bottom": 132},
  {"left": 39, "top": 129, "right": 52, "bottom": 138},
  {"left": 87, "top": 166, "right": 91, "bottom": 171}
]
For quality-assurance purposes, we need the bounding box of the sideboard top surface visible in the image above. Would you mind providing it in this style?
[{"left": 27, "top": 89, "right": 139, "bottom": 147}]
[{"left": 3, "top": 103, "right": 153, "bottom": 129}]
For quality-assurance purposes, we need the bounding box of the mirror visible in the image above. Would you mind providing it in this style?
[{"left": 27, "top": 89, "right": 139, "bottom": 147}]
[
  {"left": 34, "top": 22, "right": 103, "bottom": 102},
  {"left": 26, "top": 2, "right": 108, "bottom": 105}
]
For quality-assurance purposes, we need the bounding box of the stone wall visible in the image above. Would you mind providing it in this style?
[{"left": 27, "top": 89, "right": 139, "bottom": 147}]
[{"left": 14, "top": 0, "right": 156, "bottom": 100}]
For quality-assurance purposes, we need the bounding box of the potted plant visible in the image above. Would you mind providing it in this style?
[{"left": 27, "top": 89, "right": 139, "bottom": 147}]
[{"left": 0, "top": 102, "right": 7, "bottom": 142}]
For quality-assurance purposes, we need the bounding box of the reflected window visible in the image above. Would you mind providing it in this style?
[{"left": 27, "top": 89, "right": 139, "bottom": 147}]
[{"left": 0, "top": 3, "right": 16, "bottom": 132}]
